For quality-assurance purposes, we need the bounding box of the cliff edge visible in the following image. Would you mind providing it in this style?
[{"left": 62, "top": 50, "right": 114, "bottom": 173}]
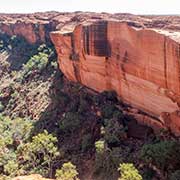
[{"left": 50, "top": 20, "right": 180, "bottom": 136}]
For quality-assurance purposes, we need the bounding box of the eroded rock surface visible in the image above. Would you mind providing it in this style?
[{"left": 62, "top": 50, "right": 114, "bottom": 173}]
[
  {"left": 50, "top": 20, "right": 180, "bottom": 136},
  {"left": 2, "top": 12, "right": 180, "bottom": 43},
  {"left": 2, "top": 12, "right": 180, "bottom": 135}
]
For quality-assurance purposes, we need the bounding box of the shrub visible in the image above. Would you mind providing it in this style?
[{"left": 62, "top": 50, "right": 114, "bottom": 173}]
[
  {"left": 94, "top": 140, "right": 125, "bottom": 180},
  {"left": 101, "top": 104, "right": 117, "bottom": 119},
  {"left": 81, "top": 133, "right": 93, "bottom": 152},
  {"left": 0, "top": 115, "right": 33, "bottom": 147},
  {"left": 140, "top": 140, "right": 180, "bottom": 171},
  {"left": 104, "top": 119, "right": 126, "bottom": 146},
  {"left": 0, "top": 32, "right": 11, "bottom": 51},
  {"left": 7, "top": 35, "right": 38, "bottom": 58},
  {"left": 0, "top": 40, "right": 4, "bottom": 50},
  {"left": 170, "top": 170, "right": 180, "bottom": 180},
  {"left": 0, "top": 149, "right": 18, "bottom": 176},
  {"left": 55, "top": 162, "right": 79, "bottom": 180},
  {"left": 51, "top": 61, "right": 58, "bottom": 69},
  {"left": 142, "top": 167, "right": 156, "bottom": 180},
  {"left": 100, "top": 90, "right": 118, "bottom": 102},
  {"left": 118, "top": 163, "right": 142, "bottom": 180},
  {"left": 4, "top": 160, "right": 19, "bottom": 176},
  {"left": 18, "top": 130, "right": 60, "bottom": 177},
  {"left": 55, "top": 91, "right": 70, "bottom": 107},
  {"left": 22, "top": 52, "right": 48, "bottom": 79},
  {"left": 95, "top": 140, "right": 105, "bottom": 154},
  {"left": 0, "top": 115, "right": 34, "bottom": 177},
  {"left": 78, "top": 96, "right": 88, "bottom": 114},
  {"left": 59, "top": 112, "right": 81, "bottom": 134},
  {"left": 0, "top": 101, "right": 4, "bottom": 112}
]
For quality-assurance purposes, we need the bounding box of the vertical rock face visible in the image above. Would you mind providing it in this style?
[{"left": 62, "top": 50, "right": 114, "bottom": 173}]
[
  {"left": 83, "top": 21, "right": 110, "bottom": 56},
  {"left": 51, "top": 21, "right": 180, "bottom": 135},
  {"left": 0, "top": 21, "right": 56, "bottom": 44}
]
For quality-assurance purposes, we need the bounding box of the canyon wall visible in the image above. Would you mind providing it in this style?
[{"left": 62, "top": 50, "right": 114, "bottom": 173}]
[
  {"left": 51, "top": 21, "right": 180, "bottom": 135},
  {"left": 0, "top": 21, "right": 57, "bottom": 44}
]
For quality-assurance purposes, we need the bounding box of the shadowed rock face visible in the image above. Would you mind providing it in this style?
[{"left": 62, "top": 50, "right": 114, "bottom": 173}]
[
  {"left": 51, "top": 21, "right": 180, "bottom": 136},
  {"left": 83, "top": 21, "right": 110, "bottom": 56}
]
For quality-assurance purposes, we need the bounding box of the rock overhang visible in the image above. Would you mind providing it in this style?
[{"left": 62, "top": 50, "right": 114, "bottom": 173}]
[{"left": 50, "top": 20, "right": 180, "bottom": 136}]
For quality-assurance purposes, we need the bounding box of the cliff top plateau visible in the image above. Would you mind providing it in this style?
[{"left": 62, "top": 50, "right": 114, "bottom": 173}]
[{"left": 1, "top": 12, "right": 180, "bottom": 40}]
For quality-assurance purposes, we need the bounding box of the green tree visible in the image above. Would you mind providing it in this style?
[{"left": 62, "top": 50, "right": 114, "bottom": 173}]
[
  {"left": 170, "top": 170, "right": 180, "bottom": 180},
  {"left": 59, "top": 112, "right": 81, "bottom": 134},
  {"left": 94, "top": 140, "right": 125, "bottom": 180},
  {"left": 55, "top": 162, "right": 79, "bottom": 180},
  {"left": 140, "top": 140, "right": 180, "bottom": 171},
  {"left": 18, "top": 130, "right": 60, "bottom": 177},
  {"left": 118, "top": 163, "right": 142, "bottom": 180},
  {"left": 0, "top": 115, "right": 33, "bottom": 177},
  {"left": 22, "top": 52, "right": 48, "bottom": 79},
  {"left": 104, "top": 119, "right": 126, "bottom": 146}
]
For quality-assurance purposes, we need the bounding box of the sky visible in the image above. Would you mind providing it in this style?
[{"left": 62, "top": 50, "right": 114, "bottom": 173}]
[{"left": 0, "top": 0, "right": 180, "bottom": 14}]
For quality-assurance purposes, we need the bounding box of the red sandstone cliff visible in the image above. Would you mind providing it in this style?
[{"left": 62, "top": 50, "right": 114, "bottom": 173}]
[
  {"left": 50, "top": 20, "right": 180, "bottom": 136},
  {"left": 0, "top": 21, "right": 57, "bottom": 44},
  {"left": 2, "top": 12, "right": 180, "bottom": 135},
  {"left": 2, "top": 12, "right": 180, "bottom": 44},
  {"left": 0, "top": 12, "right": 61, "bottom": 43}
]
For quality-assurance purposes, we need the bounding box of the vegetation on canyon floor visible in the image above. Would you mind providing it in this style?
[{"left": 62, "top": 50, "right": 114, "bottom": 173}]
[{"left": 0, "top": 32, "right": 180, "bottom": 180}]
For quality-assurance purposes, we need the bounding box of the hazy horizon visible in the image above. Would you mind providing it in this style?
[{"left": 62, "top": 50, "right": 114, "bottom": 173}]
[{"left": 0, "top": 0, "right": 180, "bottom": 15}]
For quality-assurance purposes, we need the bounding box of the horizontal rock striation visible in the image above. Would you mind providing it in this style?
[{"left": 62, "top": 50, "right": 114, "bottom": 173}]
[{"left": 51, "top": 21, "right": 180, "bottom": 135}]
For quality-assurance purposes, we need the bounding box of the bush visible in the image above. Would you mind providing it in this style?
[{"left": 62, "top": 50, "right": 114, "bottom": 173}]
[
  {"left": 170, "top": 170, "right": 180, "bottom": 180},
  {"left": 95, "top": 140, "right": 105, "bottom": 154},
  {"left": 55, "top": 91, "right": 70, "bottom": 108},
  {"left": 81, "top": 133, "right": 93, "bottom": 152},
  {"left": 2, "top": 34, "right": 38, "bottom": 58},
  {"left": 0, "top": 115, "right": 34, "bottom": 177},
  {"left": 104, "top": 119, "right": 126, "bottom": 146},
  {"left": 18, "top": 130, "right": 60, "bottom": 177},
  {"left": 0, "top": 115, "right": 33, "bottom": 148},
  {"left": 59, "top": 112, "right": 81, "bottom": 134},
  {"left": 22, "top": 52, "right": 48, "bottom": 79},
  {"left": 78, "top": 95, "right": 89, "bottom": 114},
  {"left": 0, "top": 40, "right": 4, "bottom": 50},
  {"left": 118, "top": 163, "right": 142, "bottom": 180},
  {"left": 4, "top": 160, "right": 19, "bottom": 176},
  {"left": 94, "top": 140, "right": 125, "bottom": 180},
  {"left": 140, "top": 140, "right": 180, "bottom": 171},
  {"left": 0, "top": 101, "right": 4, "bottom": 112},
  {"left": 0, "top": 32, "right": 11, "bottom": 51},
  {"left": 56, "top": 162, "right": 79, "bottom": 180},
  {"left": 142, "top": 167, "right": 156, "bottom": 180},
  {"left": 51, "top": 61, "right": 58, "bottom": 69},
  {"left": 100, "top": 90, "right": 118, "bottom": 102},
  {"left": 101, "top": 104, "right": 117, "bottom": 119}
]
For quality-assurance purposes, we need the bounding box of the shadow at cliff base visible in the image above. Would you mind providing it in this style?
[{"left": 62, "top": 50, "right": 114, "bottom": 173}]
[
  {"left": 0, "top": 33, "right": 40, "bottom": 70},
  {"left": 7, "top": 45, "right": 38, "bottom": 71},
  {"left": 31, "top": 67, "right": 155, "bottom": 179},
  {"left": 32, "top": 69, "right": 64, "bottom": 135},
  {"left": 31, "top": 68, "right": 103, "bottom": 178}
]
